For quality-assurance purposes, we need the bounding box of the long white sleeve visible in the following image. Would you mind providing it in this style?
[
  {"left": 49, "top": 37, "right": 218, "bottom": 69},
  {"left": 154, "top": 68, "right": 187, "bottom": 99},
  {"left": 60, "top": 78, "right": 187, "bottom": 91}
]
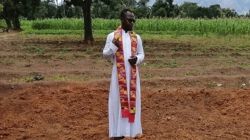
[
  {"left": 103, "top": 32, "right": 118, "bottom": 62},
  {"left": 135, "top": 35, "right": 145, "bottom": 65}
]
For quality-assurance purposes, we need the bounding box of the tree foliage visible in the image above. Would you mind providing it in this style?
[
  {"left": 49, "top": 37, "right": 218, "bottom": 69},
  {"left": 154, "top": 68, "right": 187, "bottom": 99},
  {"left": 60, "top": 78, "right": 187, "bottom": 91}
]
[
  {"left": 151, "top": 0, "right": 175, "bottom": 17},
  {"left": 2, "top": 0, "right": 40, "bottom": 30},
  {"left": 179, "top": 2, "right": 238, "bottom": 19},
  {"left": 135, "top": 0, "right": 151, "bottom": 18}
]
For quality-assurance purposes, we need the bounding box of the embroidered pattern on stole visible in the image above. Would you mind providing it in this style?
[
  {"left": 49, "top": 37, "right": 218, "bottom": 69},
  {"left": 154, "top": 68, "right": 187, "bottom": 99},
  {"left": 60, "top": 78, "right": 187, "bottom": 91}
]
[{"left": 114, "top": 27, "right": 137, "bottom": 123}]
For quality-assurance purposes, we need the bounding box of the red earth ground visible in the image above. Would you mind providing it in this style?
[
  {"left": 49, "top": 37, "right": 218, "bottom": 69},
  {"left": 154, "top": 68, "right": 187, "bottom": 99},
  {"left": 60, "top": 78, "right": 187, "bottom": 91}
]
[{"left": 0, "top": 32, "right": 250, "bottom": 139}]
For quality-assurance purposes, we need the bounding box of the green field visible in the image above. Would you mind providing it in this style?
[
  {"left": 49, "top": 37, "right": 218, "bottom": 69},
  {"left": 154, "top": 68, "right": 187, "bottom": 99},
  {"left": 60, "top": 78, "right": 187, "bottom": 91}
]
[{"left": 19, "top": 18, "right": 250, "bottom": 36}]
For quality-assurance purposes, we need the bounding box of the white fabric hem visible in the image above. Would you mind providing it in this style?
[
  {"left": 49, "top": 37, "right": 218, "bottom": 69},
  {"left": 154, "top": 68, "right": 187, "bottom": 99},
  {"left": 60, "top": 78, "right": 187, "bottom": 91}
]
[{"left": 109, "top": 132, "right": 142, "bottom": 138}]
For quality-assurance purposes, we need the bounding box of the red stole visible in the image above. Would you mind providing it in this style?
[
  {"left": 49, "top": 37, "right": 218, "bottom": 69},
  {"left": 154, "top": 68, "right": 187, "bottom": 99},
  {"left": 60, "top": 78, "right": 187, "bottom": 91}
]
[{"left": 114, "top": 27, "right": 137, "bottom": 123}]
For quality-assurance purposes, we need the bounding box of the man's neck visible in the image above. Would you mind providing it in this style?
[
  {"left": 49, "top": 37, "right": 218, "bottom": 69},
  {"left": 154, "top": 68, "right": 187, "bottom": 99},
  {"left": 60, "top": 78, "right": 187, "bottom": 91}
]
[{"left": 121, "top": 26, "right": 129, "bottom": 33}]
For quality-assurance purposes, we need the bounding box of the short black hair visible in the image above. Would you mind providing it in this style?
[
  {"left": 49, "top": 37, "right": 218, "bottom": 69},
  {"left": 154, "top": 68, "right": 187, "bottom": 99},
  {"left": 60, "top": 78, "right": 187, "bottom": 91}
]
[{"left": 120, "top": 8, "right": 133, "bottom": 20}]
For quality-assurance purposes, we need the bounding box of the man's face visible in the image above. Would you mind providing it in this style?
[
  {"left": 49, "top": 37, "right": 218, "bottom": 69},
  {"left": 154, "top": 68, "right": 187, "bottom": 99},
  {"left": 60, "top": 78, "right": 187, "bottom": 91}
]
[{"left": 122, "top": 11, "right": 135, "bottom": 31}]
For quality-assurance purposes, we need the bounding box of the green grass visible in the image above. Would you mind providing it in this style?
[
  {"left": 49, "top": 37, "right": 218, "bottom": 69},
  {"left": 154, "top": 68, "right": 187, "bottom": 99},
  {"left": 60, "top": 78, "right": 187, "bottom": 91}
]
[{"left": 21, "top": 18, "right": 250, "bottom": 36}]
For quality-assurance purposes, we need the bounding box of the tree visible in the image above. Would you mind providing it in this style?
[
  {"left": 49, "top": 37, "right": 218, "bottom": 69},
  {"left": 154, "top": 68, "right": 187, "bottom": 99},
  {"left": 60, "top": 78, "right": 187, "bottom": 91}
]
[
  {"left": 3, "top": 0, "right": 21, "bottom": 30},
  {"left": 2, "top": 0, "right": 40, "bottom": 30},
  {"left": 172, "top": 4, "right": 180, "bottom": 17},
  {"left": 20, "top": 0, "right": 40, "bottom": 19},
  {"left": 121, "top": 0, "right": 137, "bottom": 9},
  {"left": 208, "top": 4, "right": 222, "bottom": 18},
  {"left": 92, "top": 0, "right": 110, "bottom": 18},
  {"left": 179, "top": 2, "right": 199, "bottom": 18},
  {"left": 55, "top": 5, "right": 66, "bottom": 18},
  {"left": 65, "top": 0, "right": 93, "bottom": 43},
  {"left": 134, "top": 0, "right": 151, "bottom": 18},
  {"left": 104, "top": 0, "right": 136, "bottom": 18},
  {"left": 222, "top": 8, "right": 238, "bottom": 18},
  {"left": 195, "top": 7, "right": 209, "bottom": 18},
  {"left": 44, "top": 0, "right": 57, "bottom": 18},
  {"left": 34, "top": 3, "right": 48, "bottom": 19},
  {"left": 92, "top": 0, "right": 138, "bottom": 19},
  {"left": 179, "top": 2, "right": 237, "bottom": 19},
  {"left": 151, "top": 0, "right": 175, "bottom": 17}
]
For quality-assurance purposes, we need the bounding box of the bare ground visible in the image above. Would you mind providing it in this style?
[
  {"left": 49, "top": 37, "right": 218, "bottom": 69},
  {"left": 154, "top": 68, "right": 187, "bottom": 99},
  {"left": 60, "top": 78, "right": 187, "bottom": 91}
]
[{"left": 0, "top": 32, "right": 250, "bottom": 139}]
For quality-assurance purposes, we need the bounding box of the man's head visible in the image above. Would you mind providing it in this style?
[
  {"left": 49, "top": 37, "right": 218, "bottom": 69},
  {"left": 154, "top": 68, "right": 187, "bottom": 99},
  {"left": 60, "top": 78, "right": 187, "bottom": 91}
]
[{"left": 120, "top": 9, "right": 135, "bottom": 32}]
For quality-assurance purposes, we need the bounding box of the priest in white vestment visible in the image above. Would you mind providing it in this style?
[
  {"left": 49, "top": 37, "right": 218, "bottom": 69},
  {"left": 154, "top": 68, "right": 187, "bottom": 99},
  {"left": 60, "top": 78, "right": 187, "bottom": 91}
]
[{"left": 103, "top": 9, "right": 145, "bottom": 139}]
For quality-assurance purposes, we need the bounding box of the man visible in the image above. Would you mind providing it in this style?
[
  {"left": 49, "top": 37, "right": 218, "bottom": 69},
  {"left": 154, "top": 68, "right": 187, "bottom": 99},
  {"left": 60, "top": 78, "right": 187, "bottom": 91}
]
[{"left": 103, "top": 9, "right": 145, "bottom": 139}]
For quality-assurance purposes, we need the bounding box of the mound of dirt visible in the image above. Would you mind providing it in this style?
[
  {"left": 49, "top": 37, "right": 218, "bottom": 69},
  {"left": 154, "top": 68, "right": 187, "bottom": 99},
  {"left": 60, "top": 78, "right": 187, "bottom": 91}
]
[{"left": 0, "top": 82, "right": 250, "bottom": 139}]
